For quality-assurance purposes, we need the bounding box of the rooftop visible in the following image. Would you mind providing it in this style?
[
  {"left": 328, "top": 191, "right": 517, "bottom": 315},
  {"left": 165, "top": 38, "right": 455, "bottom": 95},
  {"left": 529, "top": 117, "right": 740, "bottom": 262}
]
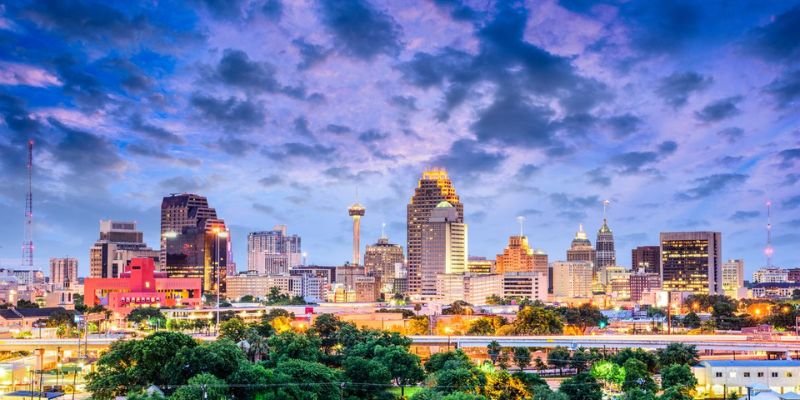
[{"left": 700, "top": 360, "right": 800, "bottom": 368}]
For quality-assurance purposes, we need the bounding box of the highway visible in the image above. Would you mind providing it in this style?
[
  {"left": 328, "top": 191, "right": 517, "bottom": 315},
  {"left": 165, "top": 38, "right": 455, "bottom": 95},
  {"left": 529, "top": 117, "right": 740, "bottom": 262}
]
[{"left": 3, "top": 334, "right": 800, "bottom": 353}]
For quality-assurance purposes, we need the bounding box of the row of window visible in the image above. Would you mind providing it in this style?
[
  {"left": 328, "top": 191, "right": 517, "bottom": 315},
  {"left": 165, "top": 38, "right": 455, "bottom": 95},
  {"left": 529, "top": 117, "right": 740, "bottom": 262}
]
[{"left": 714, "top": 371, "right": 794, "bottom": 378}]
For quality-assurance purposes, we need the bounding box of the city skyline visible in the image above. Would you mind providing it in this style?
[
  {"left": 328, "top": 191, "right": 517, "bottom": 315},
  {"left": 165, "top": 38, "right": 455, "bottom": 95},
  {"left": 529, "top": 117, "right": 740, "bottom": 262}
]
[{"left": 1, "top": 1, "right": 799, "bottom": 276}]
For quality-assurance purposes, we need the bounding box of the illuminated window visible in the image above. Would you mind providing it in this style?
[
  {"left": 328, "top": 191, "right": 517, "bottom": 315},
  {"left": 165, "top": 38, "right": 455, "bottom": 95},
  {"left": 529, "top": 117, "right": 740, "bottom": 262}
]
[{"left": 729, "top": 372, "right": 736, "bottom": 378}]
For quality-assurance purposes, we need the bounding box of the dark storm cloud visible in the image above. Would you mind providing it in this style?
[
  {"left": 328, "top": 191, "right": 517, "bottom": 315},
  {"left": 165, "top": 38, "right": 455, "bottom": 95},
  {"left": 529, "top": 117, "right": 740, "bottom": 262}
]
[
  {"left": 744, "top": 5, "right": 800, "bottom": 62},
  {"left": 515, "top": 164, "right": 540, "bottom": 180},
  {"left": 472, "top": 89, "right": 557, "bottom": 149},
  {"left": 717, "top": 156, "right": 744, "bottom": 167},
  {"left": 617, "top": 0, "right": 702, "bottom": 55},
  {"left": 431, "top": 0, "right": 483, "bottom": 22},
  {"left": 609, "top": 141, "right": 677, "bottom": 174},
  {"left": 253, "top": 203, "right": 276, "bottom": 215},
  {"left": 208, "top": 49, "right": 279, "bottom": 92},
  {"left": 431, "top": 139, "right": 506, "bottom": 178},
  {"left": 316, "top": 0, "right": 403, "bottom": 60},
  {"left": 784, "top": 174, "right": 800, "bottom": 186},
  {"left": 50, "top": 118, "right": 124, "bottom": 178},
  {"left": 717, "top": 127, "right": 744, "bottom": 144},
  {"left": 764, "top": 70, "right": 800, "bottom": 109},
  {"left": 24, "top": 0, "right": 150, "bottom": 42},
  {"left": 388, "top": 95, "right": 418, "bottom": 111},
  {"left": 261, "top": 0, "right": 283, "bottom": 21},
  {"left": 258, "top": 174, "right": 284, "bottom": 187},
  {"left": 158, "top": 176, "right": 207, "bottom": 192},
  {"left": 325, "top": 124, "right": 351, "bottom": 135},
  {"left": 777, "top": 148, "right": 800, "bottom": 169},
  {"left": 604, "top": 113, "right": 641, "bottom": 138},
  {"left": 675, "top": 173, "right": 748, "bottom": 201},
  {"left": 694, "top": 96, "right": 742, "bottom": 123},
  {"left": 399, "top": 48, "right": 473, "bottom": 88},
  {"left": 292, "top": 38, "right": 330, "bottom": 70},
  {"left": 129, "top": 114, "right": 184, "bottom": 144},
  {"left": 784, "top": 195, "right": 800, "bottom": 210},
  {"left": 655, "top": 71, "right": 713, "bottom": 108},
  {"left": 358, "top": 129, "right": 388, "bottom": 143},
  {"left": 294, "top": 117, "right": 312, "bottom": 137},
  {"left": 263, "top": 142, "right": 336, "bottom": 161},
  {"left": 191, "top": 0, "right": 246, "bottom": 19},
  {"left": 0, "top": 94, "right": 42, "bottom": 140},
  {"left": 586, "top": 167, "right": 611, "bottom": 186},
  {"left": 216, "top": 137, "right": 254, "bottom": 156},
  {"left": 190, "top": 93, "right": 265, "bottom": 131},
  {"left": 730, "top": 210, "right": 760, "bottom": 222},
  {"left": 53, "top": 55, "right": 111, "bottom": 108}
]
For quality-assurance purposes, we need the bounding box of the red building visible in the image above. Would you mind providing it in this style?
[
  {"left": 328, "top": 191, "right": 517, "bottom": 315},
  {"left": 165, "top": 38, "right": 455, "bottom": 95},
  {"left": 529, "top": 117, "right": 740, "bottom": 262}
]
[{"left": 84, "top": 257, "right": 202, "bottom": 315}]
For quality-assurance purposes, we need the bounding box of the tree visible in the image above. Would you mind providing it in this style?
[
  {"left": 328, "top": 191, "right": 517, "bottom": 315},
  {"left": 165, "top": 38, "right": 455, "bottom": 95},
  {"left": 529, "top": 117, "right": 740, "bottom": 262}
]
[
  {"left": 46, "top": 309, "right": 75, "bottom": 328},
  {"left": 547, "top": 347, "right": 571, "bottom": 375},
  {"left": 425, "top": 350, "right": 473, "bottom": 374},
  {"left": 170, "top": 373, "right": 227, "bottom": 400},
  {"left": 443, "top": 300, "right": 474, "bottom": 315},
  {"left": 621, "top": 358, "right": 657, "bottom": 393},
  {"left": 218, "top": 317, "right": 250, "bottom": 342},
  {"left": 512, "top": 371, "right": 547, "bottom": 393},
  {"left": 312, "top": 313, "right": 345, "bottom": 354},
  {"left": 408, "top": 316, "right": 430, "bottom": 335},
  {"left": 570, "top": 348, "right": 591, "bottom": 373},
  {"left": 275, "top": 359, "right": 340, "bottom": 400},
  {"left": 514, "top": 305, "right": 564, "bottom": 335},
  {"left": 513, "top": 347, "right": 531, "bottom": 371},
  {"left": 343, "top": 356, "right": 392, "bottom": 399},
  {"left": 487, "top": 341, "right": 502, "bottom": 365},
  {"left": 590, "top": 360, "right": 625, "bottom": 389},
  {"left": 659, "top": 387, "right": 693, "bottom": 400},
  {"left": 126, "top": 308, "right": 165, "bottom": 325},
  {"left": 612, "top": 348, "right": 659, "bottom": 374},
  {"left": 621, "top": 388, "right": 657, "bottom": 400},
  {"left": 166, "top": 339, "right": 247, "bottom": 385},
  {"left": 559, "top": 373, "right": 602, "bottom": 400},
  {"left": 557, "top": 304, "right": 607, "bottom": 333},
  {"left": 657, "top": 343, "right": 699, "bottom": 367},
  {"left": 434, "top": 362, "right": 487, "bottom": 395},
  {"left": 375, "top": 345, "right": 425, "bottom": 399},
  {"left": 682, "top": 312, "right": 701, "bottom": 329},
  {"left": 467, "top": 317, "right": 501, "bottom": 335},
  {"left": 484, "top": 370, "right": 531, "bottom": 400},
  {"left": 17, "top": 299, "right": 39, "bottom": 309},
  {"left": 239, "top": 295, "right": 255, "bottom": 302},
  {"left": 661, "top": 364, "right": 697, "bottom": 393},
  {"left": 268, "top": 331, "right": 322, "bottom": 363},
  {"left": 227, "top": 362, "right": 273, "bottom": 400}
]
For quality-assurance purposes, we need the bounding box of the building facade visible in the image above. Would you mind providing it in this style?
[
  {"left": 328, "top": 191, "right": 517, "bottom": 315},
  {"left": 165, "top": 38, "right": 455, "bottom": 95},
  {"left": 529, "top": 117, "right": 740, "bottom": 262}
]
[
  {"left": 502, "top": 272, "right": 548, "bottom": 301},
  {"left": 467, "top": 257, "right": 494, "bottom": 274},
  {"left": 567, "top": 225, "right": 596, "bottom": 265},
  {"left": 407, "top": 169, "right": 463, "bottom": 295},
  {"left": 753, "top": 267, "right": 789, "bottom": 283},
  {"left": 552, "top": 261, "right": 593, "bottom": 298},
  {"left": 595, "top": 219, "right": 616, "bottom": 270},
  {"left": 629, "top": 271, "right": 661, "bottom": 303},
  {"left": 90, "top": 220, "right": 159, "bottom": 278},
  {"left": 722, "top": 259, "right": 744, "bottom": 299},
  {"left": 363, "top": 236, "right": 404, "bottom": 291},
  {"left": 247, "top": 226, "right": 302, "bottom": 275},
  {"left": 49, "top": 257, "right": 78, "bottom": 289},
  {"left": 496, "top": 236, "right": 537, "bottom": 274},
  {"left": 420, "top": 201, "right": 467, "bottom": 296},
  {"left": 692, "top": 360, "right": 800, "bottom": 398},
  {"left": 632, "top": 246, "right": 661, "bottom": 274},
  {"left": 660, "top": 231, "right": 722, "bottom": 295}
]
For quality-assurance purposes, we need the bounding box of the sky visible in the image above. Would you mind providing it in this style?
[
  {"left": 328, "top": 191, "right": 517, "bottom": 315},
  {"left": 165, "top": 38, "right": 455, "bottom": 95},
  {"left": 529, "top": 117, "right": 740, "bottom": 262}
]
[{"left": 0, "top": 0, "right": 799, "bottom": 279}]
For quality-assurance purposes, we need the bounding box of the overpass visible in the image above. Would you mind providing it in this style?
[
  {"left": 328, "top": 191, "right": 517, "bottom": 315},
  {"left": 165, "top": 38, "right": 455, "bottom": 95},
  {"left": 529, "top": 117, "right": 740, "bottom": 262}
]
[{"left": 410, "top": 334, "right": 800, "bottom": 353}]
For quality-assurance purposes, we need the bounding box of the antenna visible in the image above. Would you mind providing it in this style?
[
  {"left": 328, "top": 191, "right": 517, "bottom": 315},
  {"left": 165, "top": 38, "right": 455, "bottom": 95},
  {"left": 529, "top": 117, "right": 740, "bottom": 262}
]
[
  {"left": 602, "top": 199, "right": 610, "bottom": 221},
  {"left": 381, "top": 222, "right": 386, "bottom": 239},
  {"left": 765, "top": 200, "right": 774, "bottom": 267},
  {"left": 22, "top": 140, "right": 34, "bottom": 269},
  {"left": 516, "top": 216, "right": 525, "bottom": 237}
]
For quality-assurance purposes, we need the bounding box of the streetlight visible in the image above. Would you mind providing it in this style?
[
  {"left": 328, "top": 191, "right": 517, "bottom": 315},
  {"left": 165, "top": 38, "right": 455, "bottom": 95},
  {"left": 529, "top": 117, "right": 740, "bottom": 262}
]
[{"left": 214, "top": 229, "right": 228, "bottom": 336}]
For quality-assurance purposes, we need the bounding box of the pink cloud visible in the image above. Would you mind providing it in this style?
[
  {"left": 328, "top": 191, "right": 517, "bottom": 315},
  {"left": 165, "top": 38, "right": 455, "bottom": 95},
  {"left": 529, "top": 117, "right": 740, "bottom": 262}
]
[{"left": 0, "top": 62, "right": 61, "bottom": 87}]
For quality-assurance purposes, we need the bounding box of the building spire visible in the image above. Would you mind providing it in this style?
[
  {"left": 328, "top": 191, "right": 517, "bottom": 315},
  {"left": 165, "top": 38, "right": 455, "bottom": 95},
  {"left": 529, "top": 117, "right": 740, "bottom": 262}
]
[
  {"left": 602, "top": 199, "right": 610, "bottom": 222},
  {"left": 516, "top": 216, "right": 526, "bottom": 237},
  {"left": 765, "top": 200, "right": 774, "bottom": 267},
  {"left": 381, "top": 222, "right": 387, "bottom": 239}
]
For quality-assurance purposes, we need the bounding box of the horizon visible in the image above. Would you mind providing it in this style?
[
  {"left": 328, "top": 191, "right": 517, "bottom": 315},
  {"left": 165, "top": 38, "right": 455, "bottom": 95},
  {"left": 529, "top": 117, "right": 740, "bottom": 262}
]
[{"left": 1, "top": 0, "right": 799, "bottom": 278}]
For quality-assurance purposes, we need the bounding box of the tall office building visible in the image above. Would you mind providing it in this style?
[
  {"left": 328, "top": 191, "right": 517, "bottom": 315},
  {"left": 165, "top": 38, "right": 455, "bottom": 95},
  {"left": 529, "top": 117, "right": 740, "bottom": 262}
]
[
  {"left": 364, "top": 235, "right": 404, "bottom": 291},
  {"left": 247, "top": 226, "right": 302, "bottom": 275},
  {"left": 407, "top": 169, "right": 463, "bottom": 294},
  {"left": 49, "top": 257, "right": 78, "bottom": 289},
  {"left": 595, "top": 219, "right": 616, "bottom": 270},
  {"left": 567, "top": 224, "right": 596, "bottom": 263},
  {"left": 660, "top": 231, "right": 722, "bottom": 295},
  {"left": 348, "top": 203, "right": 366, "bottom": 265},
  {"left": 632, "top": 246, "right": 661, "bottom": 274},
  {"left": 161, "top": 194, "right": 230, "bottom": 294},
  {"left": 722, "top": 259, "right": 744, "bottom": 299},
  {"left": 552, "top": 261, "right": 593, "bottom": 298},
  {"left": 629, "top": 271, "right": 661, "bottom": 303},
  {"left": 496, "top": 236, "right": 535, "bottom": 273},
  {"left": 90, "top": 220, "right": 159, "bottom": 278},
  {"left": 420, "top": 201, "right": 467, "bottom": 296}
]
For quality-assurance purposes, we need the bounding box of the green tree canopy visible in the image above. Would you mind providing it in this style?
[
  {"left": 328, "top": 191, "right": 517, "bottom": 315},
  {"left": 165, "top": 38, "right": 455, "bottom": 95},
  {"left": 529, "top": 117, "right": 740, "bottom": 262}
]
[
  {"left": 126, "top": 308, "right": 165, "bottom": 324},
  {"left": 425, "top": 350, "right": 473, "bottom": 374},
  {"left": 559, "top": 372, "right": 602, "bottom": 400},
  {"left": 218, "top": 317, "right": 250, "bottom": 343},
  {"left": 274, "top": 359, "right": 340, "bottom": 400},
  {"left": 374, "top": 344, "right": 425, "bottom": 398},
  {"left": 343, "top": 356, "right": 392, "bottom": 399},
  {"left": 621, "top": 358, "right": 657, "bottom": 393},
  {"left": 657, "top": 343, "right": 699, "bottom": 367},
  {"left": 170, "top": 373, "right": 228, "bottom": 400},
  {"left": 513, "top": 347, "right": 532, "bottom": 371},
  {"left": 484, "top": 370, "right": 531, "bottom": 400},
  {"left": 547, "top": 347, "right": 571, "bottom": 375},
  {"left": 268, "top": 331, "right": 323, "bottom": 363},
  {"left": 165, "top": 339, "right": 247, "bottom": 385},
  {"left": 660, "top": 364, "right": 698, "bottom": 393},
  {"left": 514, "top": 305, "right": 564, "bottom": 335},
  {"left": 682, "top": 312, "right": 701, "bottom": 329},
  {"left": 612, "top": 348, "right": 659, "bottom": 374}
]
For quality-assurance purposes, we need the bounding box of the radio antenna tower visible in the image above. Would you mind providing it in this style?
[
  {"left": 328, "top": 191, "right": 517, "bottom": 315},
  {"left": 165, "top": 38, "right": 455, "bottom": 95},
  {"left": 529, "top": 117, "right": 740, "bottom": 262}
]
[
  {"left": 22, "top": 140, "right": 34, "bottom": 269},
  {"left": 765, "top": 200, "right": 774, "bottom": 267}
]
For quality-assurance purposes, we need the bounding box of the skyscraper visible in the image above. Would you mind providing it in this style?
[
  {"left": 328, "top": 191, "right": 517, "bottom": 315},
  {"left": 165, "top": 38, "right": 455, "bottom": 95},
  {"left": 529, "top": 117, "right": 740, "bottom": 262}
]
[
  {"left": 566, "top": 224, "right": 596, "bottom": 264},
  {"left": 496, "top": 236, "right": 535, "bottom": 274},
  {"left": 49, "top": 257, "right": 78, "bottom": 289},
  {"left": 90, "top": 220, "right": 158, "bottom": 278},
  {"left": 420, "top": 201, "right": 467, "bottom": 296},
  {"left": 348, "top": 203, "right": 365, "bottom": 265},
  {"left": 552, "top": 261, "right": 593, "bottom": 298},
  {"left": 632, "top": 246, "right": 661, "bottom": 274},
  {"left": 660, "top": 231, "right": 722, "bottom": 294},
  {"left": 595, "top": 211, "right": 616, "bottom": 270},
  {"left": 363, "top": 235, "right": 404, "bottom": 292},
  {"left": 247, "top": 226, "right": 302, "bottom": 275},
  {"left": 722, "top": 259, "right": 744, "bottom": 299},
  {"left": 161, "top": 194, "right": 230, "bottom": 294},
  {"left": 407, "top": 168, "right": 463, "bottom": 294}
]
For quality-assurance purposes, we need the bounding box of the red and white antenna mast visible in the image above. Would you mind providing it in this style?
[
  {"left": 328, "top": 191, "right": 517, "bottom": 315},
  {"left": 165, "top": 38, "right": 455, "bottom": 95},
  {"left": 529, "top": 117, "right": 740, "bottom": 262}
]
[
  {"left": 765, "top": 200, "right": 773, "bottom": 267},
  {"left": 22, "top": 140, "right": 34, "bottom": 269}
]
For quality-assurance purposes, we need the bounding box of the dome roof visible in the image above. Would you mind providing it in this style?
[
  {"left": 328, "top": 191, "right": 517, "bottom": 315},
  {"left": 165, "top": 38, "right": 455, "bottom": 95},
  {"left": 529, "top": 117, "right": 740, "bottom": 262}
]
[{"left": 436, "top": 201, "right": 453, "bottom": 208}]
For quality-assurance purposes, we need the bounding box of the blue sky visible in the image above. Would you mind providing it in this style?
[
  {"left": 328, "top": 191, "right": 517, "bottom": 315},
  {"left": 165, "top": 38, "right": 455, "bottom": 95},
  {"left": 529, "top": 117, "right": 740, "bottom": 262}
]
[{"left": 0, "top": 0, "right": 798, "bottom": 278}]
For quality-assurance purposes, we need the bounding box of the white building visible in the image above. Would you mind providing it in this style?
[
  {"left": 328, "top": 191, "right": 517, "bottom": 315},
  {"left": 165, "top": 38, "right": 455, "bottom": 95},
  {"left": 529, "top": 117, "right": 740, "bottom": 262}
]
[
  {"left": 247, "top": 226, "right": 302, "bottom": 275},
  {"left": 722, "top": 259, "right": 745, "bottom": 299},
  {"left": 693, "top": 360, "right": 800, "bottom": 398},
  {"left": 226, "top": 273, "right": 304, "bottom": 300},
  {"left": 552, "top": 261, "right": 593, "bottom": 299},
  {"left": 420, "top": 202, "right": 467, "bottom": 296},
  {"left": 502, "top": 272, "right": 548, "bottom": 301},
  {"left": 753, "top": 267, "right": 789, "bottom": 284},
  {"left": 435, "top": 273, "right": 502, "bottom": 305}
]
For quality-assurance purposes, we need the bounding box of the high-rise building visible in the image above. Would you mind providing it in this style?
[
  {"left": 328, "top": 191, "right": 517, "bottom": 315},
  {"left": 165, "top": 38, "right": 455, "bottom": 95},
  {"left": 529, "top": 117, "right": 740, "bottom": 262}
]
[
  {"left": 629, "top": 271, "right": 661, "bottom": 303},
  {"left": 90, "top": 220, "right": 159, "bottom": 278},
  {"left": 363, "top": 235, "right": 404, "bottom": 292},
  {"left": 752, "top": 267, "right": 788, "bottom": 283},
  {"left": 420, "top": 201, "right": 467, "bottom": 296},
  {"left": 247, "top": 226, "right": 302, "bottom": 275},
  {"left": 502, "top": 272, "right": 548, "bottom": 302},
  {"left": 722, "top": 259, "right": 744, "bottom": 299},
  {"left": 552, "top": 261, "right": 593, "bottom": 298},
  {"left": 49, "top": 258, "right": 78, "bottom": 289},
  {"left": 348, "top": 203, "right": 366, "bottom": 265},
  {"left": 407, "top": 168, "right": 463, "bottom": 295},
  {"left": 496, "top": 236, "right": 535, "bottom": 273},
  {"left": 467, "top": 256, "right": 494, "bottom": 274},
  {"left": 567, "top": 225, "right": 596, "bottom": 265},
  {"left": 595, "top": 218, "right": 616, "bottom": 270},
  {"left": 660, "top": 231, "right": 722, "bottom": 295},
  {"left": 161, "top": 194, "right": 230, "bottom": 294},
  {"left": 632, "top": 246, "right": 661, "bottom": 274}
]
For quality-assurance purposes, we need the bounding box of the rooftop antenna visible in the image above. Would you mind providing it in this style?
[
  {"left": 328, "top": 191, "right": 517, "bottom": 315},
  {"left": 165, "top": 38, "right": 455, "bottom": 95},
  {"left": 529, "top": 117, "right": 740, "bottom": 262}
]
[
  {"left": 381, "top": 222, "right": 387, "bottom": 239},
  {"left": 516, "top": 216, "right": 525, "bottom": 237},
  {"left": 22, "top": 140, "right": 34, "bottom": 269},
  {"left": 602, "top": 199, "right": 610, "bottom": 221},
  {"left": 765, "top": 200, "right": 774, "bottom": 267}
]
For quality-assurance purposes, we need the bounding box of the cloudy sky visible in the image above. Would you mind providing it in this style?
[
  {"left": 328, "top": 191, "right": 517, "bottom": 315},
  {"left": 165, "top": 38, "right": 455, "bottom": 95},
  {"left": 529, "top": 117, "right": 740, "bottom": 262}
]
[{"left": 1, "top": 0, "right": 798, "bottom": 278}]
